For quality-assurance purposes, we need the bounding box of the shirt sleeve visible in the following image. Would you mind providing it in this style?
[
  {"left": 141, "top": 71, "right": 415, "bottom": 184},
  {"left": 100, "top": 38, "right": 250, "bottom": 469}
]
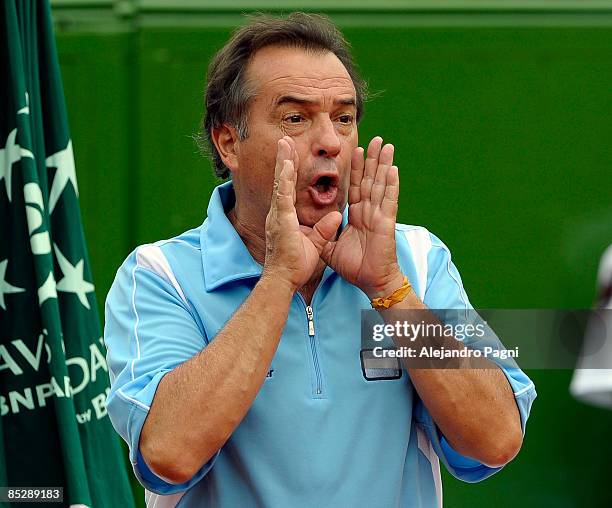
[
  {"left": 103, "top": 244, "right": 219, "bottom": 494},
  {"left": 412, "top": 231, "right": 537, "bottom": 483}
]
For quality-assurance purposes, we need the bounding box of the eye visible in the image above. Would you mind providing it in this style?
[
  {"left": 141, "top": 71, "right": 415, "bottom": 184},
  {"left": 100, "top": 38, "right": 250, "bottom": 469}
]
[
  {"left": 337, "top": 114, "right": 354, "bottom": 124},
  {"left": 284, "top": 114, "right": 304, "bottom": 124}
]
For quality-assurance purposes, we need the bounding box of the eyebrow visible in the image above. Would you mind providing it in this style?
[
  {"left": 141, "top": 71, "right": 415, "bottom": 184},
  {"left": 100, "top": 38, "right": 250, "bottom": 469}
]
[{"left": 274, "top": 95, "right": 356, "bottom": 108}]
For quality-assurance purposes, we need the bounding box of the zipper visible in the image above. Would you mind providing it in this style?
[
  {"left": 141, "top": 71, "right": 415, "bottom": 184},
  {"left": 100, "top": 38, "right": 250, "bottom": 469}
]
[
  {"left": 306, "top": 306, "right": 315, "bottom": 336},
  {"left": 306, "top": 305, "right": 323, "bottom": 395},
  {"left": 297, "top": 294, "right": 324, "bottom": 397}
]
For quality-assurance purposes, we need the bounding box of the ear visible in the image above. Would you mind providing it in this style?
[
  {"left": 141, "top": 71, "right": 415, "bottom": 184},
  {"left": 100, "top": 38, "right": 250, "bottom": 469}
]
[{"left": 211, "top": 124, "right": 240, "bottom": 173}]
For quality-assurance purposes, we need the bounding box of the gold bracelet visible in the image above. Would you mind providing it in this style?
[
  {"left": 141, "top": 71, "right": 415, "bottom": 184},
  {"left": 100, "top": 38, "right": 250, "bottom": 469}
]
[{"left": 370, "top": 277, "right": 412, "bottom": 309}]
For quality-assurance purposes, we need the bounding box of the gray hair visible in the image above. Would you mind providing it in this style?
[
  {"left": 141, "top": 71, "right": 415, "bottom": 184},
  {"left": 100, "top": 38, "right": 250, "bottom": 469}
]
[{"left": 196, "top": 12, "right": 367, "bottom": 179}]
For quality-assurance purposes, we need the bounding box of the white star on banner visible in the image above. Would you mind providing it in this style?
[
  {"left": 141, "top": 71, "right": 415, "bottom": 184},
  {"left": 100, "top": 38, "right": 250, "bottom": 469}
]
[
  {"left": 47, "top": 140, "right": 78, "bottom": 213},
  {"left": 38, "top": 271, "right": 58, "bottom": 307},
  {"left": 17, "top": 92, "right": 30, "bottom": 115},
  {"left": 53, "top": 244, "right": 94, "bottom": 310},
  {"left": 0, "top": 259, "right": 26, "bottom": 311},
  {"left": 0, "top": 128, "right": 34, "bottom": 202}
]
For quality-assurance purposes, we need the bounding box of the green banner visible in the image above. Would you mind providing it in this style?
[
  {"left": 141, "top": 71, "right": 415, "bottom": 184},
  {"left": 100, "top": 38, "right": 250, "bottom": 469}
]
[{"left": 0, "top": 1, "right": 136, "bottom": 506}]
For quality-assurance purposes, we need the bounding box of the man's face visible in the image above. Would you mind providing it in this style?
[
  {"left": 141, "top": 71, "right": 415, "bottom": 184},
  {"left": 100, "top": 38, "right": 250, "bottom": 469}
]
[{"left": 233, "top": 45, "right": 358, "bottom": 227}]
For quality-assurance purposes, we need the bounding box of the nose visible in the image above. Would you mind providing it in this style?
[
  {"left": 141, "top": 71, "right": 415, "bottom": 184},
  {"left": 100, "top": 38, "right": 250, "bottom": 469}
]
[{"left": 312, "top": 115, "right": 341, "bottom": 158}]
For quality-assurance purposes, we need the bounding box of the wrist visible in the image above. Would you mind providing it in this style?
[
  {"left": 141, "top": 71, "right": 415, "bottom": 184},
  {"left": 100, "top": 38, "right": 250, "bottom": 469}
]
[
  {"left": 259, "top": 269, "right": 298, "bottom": 296},
  {"left": 363, "top": 270, "right": 408, "bottom": 300}
]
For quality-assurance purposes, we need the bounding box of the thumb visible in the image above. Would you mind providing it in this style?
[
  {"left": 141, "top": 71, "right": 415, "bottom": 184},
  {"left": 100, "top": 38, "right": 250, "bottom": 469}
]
[{"left": 306, "top": 211, "right": 342, "bottom": 253}]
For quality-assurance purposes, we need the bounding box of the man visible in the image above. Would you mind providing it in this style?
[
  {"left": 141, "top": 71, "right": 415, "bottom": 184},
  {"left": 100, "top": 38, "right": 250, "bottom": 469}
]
[
  {"left": 570, "top": 244, "right": 612, "bottom": 408},
  {"left": 104, "top": 13, "right": 536, "bottom": 507}
]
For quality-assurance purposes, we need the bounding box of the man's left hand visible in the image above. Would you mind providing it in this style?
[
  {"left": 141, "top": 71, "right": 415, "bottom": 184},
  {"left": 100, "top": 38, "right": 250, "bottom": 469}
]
[{"left": 319, "top": 136, "right": 406, "bottom": 300}]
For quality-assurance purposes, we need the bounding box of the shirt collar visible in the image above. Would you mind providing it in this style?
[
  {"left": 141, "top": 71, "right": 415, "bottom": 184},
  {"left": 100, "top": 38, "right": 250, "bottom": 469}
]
[{"left": 201, "top": 180, "right": 348, "bottom": 292}]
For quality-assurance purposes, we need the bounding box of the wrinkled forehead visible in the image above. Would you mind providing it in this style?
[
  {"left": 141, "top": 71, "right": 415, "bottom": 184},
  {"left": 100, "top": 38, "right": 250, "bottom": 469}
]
[{"left": 245, "top": 45, "right": 356, "bottom": 105}]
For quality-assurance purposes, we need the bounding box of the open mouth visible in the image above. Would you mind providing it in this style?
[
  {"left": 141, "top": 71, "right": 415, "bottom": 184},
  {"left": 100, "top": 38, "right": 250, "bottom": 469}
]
[
  {"left": 308, "top": 174, "right": 339, "bottom": 206},
  {"left": 315, "top": 175, "right": 335, "bottom": 193}
]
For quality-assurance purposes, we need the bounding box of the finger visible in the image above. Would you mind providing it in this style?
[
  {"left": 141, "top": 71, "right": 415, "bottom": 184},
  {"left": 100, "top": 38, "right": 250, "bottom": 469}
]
[
  {"left": 271, "top": 138, "right": 289, "bottom": 212},
  {"left": 285, "top": 136, "right": 297, "bottom": 165},
  {"left": 291, "top": 141, "right": 299, "bottom": 202},
  {"left": 361, "top": 136, "right": 383, "bottom": 201},
  {"left": 306, "top": 211, "right": 342, "bottom": 253},
  {"left": 371, "top": 144, "right": 394, "bottom": 207},
  {"left": 349, "top": 147, "right": 364, "bottom": 205},
  {"left": 285, "top": 135, "right": 295, "bottom": 150},
  {"left": 293, "top": 144, "right": 299, "bottom": 182},
  {"left": 378, "top": 142, "right": 394, "bottom": 167},
  {"left": 365, "top": 137, "right": 383, "bottom": 178},
  {"left": 283, "top": 136, "right": 299, "bottom": 202},
  {"left": 285, "top": 136, "right": 295, "bottom": 165},
  {"left": 276, "top": 160, "right": 296, "bottom": 213},
  {"left": 274, "top": 137, "right": 292, "bottom": 182},
  {"left": 380, "top": 165, "right": 400, "bottom": 217}
]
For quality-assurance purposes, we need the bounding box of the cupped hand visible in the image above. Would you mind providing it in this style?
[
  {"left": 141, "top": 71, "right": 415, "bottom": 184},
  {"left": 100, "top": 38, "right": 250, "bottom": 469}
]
[
  {"left": 318, "top": 136, "right": 405, "bottom": 299},
  {"left": 262, "top": 136, "right": 342, "bottom": 291}
]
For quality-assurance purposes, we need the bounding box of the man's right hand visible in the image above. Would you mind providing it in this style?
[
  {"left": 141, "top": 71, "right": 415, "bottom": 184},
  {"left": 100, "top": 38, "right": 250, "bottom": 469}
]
[{"left": 262, "top": 136, "right": 342, "bottom": 291}]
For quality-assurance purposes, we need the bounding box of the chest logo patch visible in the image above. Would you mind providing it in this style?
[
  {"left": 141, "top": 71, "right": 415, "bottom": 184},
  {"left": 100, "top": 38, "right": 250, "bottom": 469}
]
[{"left": 360, "top": 349, "right": 402, "bottom": 381}]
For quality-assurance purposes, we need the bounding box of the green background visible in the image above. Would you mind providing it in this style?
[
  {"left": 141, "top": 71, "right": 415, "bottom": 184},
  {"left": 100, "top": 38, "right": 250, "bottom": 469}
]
[{"left": 51, "top": 1, "right": 612, "bottom": 506}]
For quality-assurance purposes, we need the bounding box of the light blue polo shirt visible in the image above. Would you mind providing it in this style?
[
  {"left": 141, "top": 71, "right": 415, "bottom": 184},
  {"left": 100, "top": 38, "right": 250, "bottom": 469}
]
[{"left": 104, "top": 181, "right": 536, "bottom": 508}]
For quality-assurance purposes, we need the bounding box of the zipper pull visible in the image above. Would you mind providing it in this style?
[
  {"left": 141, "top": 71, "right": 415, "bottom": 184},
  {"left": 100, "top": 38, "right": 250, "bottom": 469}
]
[{"left": 306, "top": 306, "right": 315, "bottom": 336}]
